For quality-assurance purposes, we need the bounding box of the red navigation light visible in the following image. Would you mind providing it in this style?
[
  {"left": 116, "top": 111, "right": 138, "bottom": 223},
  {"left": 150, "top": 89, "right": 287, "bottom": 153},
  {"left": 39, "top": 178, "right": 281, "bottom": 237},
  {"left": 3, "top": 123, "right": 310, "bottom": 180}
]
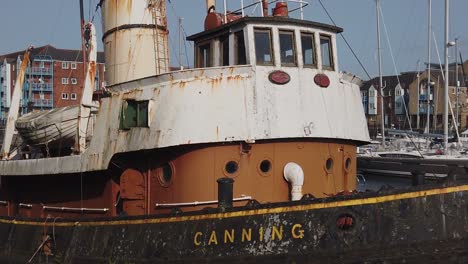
[
  {"left": 314, "top": 74, "right": 330, "bottom": 88},
  {"left": 268, "top": 70, "right": 291, "bottom": 85}
]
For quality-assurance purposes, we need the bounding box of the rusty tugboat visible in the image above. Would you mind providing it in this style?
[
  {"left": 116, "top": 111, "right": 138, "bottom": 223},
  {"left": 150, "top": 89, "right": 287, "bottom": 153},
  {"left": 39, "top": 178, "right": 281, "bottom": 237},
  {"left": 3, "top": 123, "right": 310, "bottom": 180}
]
[{"left": 0, "top": 0, "right": 468, "bottom": 263}]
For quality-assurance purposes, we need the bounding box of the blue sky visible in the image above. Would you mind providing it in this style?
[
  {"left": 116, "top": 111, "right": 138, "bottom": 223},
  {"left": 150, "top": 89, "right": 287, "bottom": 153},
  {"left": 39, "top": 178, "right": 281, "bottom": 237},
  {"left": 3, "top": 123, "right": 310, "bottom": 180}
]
[{"left": 0, "top": 0, "right": 466, "bottom": 80}]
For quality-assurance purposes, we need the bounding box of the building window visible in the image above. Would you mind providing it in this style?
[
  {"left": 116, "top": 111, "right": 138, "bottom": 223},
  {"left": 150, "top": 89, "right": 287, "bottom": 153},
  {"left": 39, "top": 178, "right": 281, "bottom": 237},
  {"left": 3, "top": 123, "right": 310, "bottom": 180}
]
[
  {"left": 71, "top": 62, "right": 77, "bottom": 69},
  {"left": 120, "top": 100, "right": 149, "bottom": 129},
  {"left": 71, "top": 78, "right": 77, "bottom": 85},
  {"left": 279, "top": 30, "right": 296, "bottom": 66},
  {"left": 234, "top": 30, "right": 246, "bottom": 65},
  {"left": 196, "top": 42, "right": 212, "bottom": 68},
  {"left": 39, "top": 61, "right": 45, "bottom": 68},
  {"left": 320, "top": 35, "right": 334, "bottom": 70},
  {"left": 62, "top": 62, "right": 69, "bottom": 69},
  {"left": 254, "top": 28, "right": 274, "bottom": 65},
  {"left": 61, "top": 93, "right": 69, "bottom": 100},
  {"left": 71, "top": 93, "right": 77, "bottom": 100},
  {"left": 301, "top": 32, "right": 316, "bottom": 67},
  {"left": 62, "top": 78, "right": 69, "bottom": 84},
  {"left": 220, "top": 35, "right": 230, "bottom": 66}
]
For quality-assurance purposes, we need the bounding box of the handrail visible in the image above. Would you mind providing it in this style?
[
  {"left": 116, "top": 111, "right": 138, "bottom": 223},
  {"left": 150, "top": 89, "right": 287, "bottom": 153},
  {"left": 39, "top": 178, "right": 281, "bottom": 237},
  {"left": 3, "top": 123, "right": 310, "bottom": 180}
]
[
  {"left": 155, "top": 196, "right": 252, "bottom": 208},
  {"left": 43, "top": 205, "right": 109, "bottom": 213},
  {"left": 228, "top": 0, "right": 308, "bottom": 19}
]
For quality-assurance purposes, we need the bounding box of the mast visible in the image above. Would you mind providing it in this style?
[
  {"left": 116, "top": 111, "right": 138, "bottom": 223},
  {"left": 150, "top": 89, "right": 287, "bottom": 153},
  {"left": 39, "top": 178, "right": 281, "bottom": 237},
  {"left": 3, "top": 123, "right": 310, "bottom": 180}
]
[
  {"left": 79, "top": 0, "right": 87, "bottom": 77},
  {"left": 76, "top": 23, "right": 97, "bottom": 154},
  {"left": 376, "top": 0, "right": 385, "bottom": 146},
  {"left": 1, "top": 46, "right": 33, "bottom": 160},
  {"left": 426, "top": 0, "right": 432, "bottom": 134},
  {"left": 179, "top": 17, "right": 183, "bottom": 70},
  {"left": 416, "top": 60, "right": 420, "bottom": 130},
  {"left": 443, "top": 0, "right": 449, "bottom": 150},
  {"left": 455, "top": 38, "right": 459, "bottom": 130}
]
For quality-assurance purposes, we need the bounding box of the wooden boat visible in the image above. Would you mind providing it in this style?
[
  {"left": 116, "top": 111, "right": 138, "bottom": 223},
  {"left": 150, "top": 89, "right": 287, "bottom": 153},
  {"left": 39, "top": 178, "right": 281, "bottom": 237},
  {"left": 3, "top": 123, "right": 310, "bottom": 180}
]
[{"left": 15, "top": 105, "right": 79, "bottom": 149}]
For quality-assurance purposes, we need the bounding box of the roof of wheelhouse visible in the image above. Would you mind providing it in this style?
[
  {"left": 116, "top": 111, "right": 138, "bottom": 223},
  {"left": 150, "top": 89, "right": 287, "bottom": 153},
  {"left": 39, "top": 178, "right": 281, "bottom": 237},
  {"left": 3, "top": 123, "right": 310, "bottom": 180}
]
[{"left": 187, "top": 16, "right": 343, "bottom": 41}]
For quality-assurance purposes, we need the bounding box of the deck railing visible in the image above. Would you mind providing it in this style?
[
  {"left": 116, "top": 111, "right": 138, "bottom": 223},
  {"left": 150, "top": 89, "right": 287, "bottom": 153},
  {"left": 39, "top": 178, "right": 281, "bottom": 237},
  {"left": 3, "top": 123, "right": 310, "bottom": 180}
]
[{"left": 226, "top": 0, "right": 308, "bottom": 20}]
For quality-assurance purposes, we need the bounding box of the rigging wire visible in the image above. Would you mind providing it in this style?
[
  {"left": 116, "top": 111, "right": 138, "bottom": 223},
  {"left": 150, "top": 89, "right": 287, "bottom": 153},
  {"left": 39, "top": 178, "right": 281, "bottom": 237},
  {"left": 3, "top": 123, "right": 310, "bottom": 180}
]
[
  {"left": 378, "top": 4, "right": 413, "bottom": 132},
  {"left": 167, "top": 0, "right": 193, "bottom": 68},
  {"left": 317, "top": 0, "right": 372, "bottom": 80}
]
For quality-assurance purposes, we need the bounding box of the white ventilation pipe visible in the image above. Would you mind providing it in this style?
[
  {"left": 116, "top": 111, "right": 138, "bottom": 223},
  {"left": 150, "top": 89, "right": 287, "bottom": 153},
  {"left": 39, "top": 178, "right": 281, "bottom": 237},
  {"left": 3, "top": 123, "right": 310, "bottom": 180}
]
[{"left": 283, "top": 162, "right": 304, "bottom": 201}]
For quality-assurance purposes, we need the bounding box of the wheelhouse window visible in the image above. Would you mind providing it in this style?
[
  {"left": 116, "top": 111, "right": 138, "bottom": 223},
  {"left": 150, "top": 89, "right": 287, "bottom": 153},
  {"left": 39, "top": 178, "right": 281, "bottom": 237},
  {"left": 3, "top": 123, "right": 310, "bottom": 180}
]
[
  {"left": 320, "top": 35, "right": 334, "bottom": 70},
  {"left": 220, "top": 35, "right": 230, "bottom": 66},
  {"left": 120, "top": 100, "right": 149, "bottom": 130},
  {"left": 254, "top": 28, "right": 274, "bottom": 65},
  {"left": 196, "top": 42, "right": 212, "bottom": 68},
  {"left": 234, "top": 31, "right": 246, "bottom": 65},
  {"left": 279, "top": 30, "right": 296, "bottom": 66},
  {"left": 301, "top": 32, "right": 316, "bottom": 67}
]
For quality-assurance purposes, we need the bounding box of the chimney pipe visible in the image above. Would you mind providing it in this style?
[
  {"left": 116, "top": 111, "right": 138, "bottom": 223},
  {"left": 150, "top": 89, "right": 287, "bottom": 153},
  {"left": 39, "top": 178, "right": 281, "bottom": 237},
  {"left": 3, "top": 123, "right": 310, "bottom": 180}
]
[
  {"left": 206, "top": 0, "right": 215, "bottom": 13},
  {"left": 262, "top": 0, "right": 269, "bottom": 17}
]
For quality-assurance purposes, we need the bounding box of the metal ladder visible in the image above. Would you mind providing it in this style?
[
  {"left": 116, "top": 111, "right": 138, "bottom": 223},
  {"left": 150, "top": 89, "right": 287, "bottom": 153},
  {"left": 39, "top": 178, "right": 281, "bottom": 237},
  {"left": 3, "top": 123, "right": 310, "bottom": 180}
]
[{"left": 149, "top": 0, "right": 169, "bottom": 75}]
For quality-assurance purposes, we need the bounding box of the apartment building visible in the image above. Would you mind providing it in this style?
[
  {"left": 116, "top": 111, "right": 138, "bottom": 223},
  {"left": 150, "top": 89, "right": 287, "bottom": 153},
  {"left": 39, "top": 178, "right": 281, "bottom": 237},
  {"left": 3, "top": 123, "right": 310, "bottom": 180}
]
[{"left": 0, "top": 45, "right": 105, "bottom": 122}]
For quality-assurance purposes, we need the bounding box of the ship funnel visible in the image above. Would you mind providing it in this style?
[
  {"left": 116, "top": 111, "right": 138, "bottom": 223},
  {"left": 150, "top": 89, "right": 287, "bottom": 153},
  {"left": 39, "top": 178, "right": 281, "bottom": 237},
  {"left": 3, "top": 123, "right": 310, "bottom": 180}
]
[
  {"left": 101, "top": 0, "right": 169, "bottom": 86},
  {"left": 283, "top": 162, "right": 304, "bottom": 201}
]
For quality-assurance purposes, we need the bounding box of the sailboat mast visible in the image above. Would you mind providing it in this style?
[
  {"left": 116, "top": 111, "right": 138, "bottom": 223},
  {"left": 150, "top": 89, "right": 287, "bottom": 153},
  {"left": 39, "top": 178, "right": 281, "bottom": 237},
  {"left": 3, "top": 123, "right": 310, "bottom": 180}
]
[
  {"left": 426, "top": 0, "right": 432, "bottom": 134},
  {"left": 443, "top": 0, "right": 449, "bottom": 150},
  {"left": 376, "top": 0, "right": 385, "bottom": 145}
]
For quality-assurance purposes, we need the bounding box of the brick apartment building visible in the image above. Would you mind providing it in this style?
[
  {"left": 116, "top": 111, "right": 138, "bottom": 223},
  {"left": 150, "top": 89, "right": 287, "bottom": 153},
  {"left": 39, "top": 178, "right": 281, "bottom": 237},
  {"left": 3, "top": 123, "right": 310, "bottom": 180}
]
[{"left": 0, "top": 45, "right": 105, "bottom": 123}]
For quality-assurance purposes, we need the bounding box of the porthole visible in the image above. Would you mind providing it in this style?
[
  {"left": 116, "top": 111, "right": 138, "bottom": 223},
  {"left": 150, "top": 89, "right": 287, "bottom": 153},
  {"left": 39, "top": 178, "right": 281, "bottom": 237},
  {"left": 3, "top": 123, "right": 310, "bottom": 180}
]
[
  {"left": 158, "top": 162, "right": 174, "bottom": 187},
  {"left": 260, "top": 160, "right": 271, "bottom": 173},
  {"left": 344, "top": 157, "right": 352, "bottom": 172},
  {"left": 325, "top": 158, "right": 334, "bottom": 173},
  {"left": 225, "top": 161, "right": 239, "bottom": 175}
]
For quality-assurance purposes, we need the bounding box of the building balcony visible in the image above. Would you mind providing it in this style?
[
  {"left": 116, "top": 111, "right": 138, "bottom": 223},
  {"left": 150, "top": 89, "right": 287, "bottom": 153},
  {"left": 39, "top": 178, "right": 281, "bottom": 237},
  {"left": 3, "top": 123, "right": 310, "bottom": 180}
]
[
  {"left": 31, "top": 99, "right": 53, "bottom": 108},
  {"left": 419, "top": 94, "right": 433, "bottom": 101},
  {"left": 419, "top": 107, "right": 434, "bottom": 115},
  {"left": 26, "top": 67, "right": 52, "bottom": 75},
  {"left": 30, "top": 83, "right": 53, "bottom": 92}
]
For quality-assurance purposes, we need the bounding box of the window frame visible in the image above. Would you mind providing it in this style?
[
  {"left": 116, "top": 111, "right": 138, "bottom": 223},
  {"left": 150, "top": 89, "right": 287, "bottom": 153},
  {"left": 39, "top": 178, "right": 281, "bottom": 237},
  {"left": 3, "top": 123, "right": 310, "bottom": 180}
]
[
  {"left": 300, "top": 32, "right": 317, "bottom": 68},
  {"left": 219, "top": 34, "right": 230, "bottom": 67},
  {"left": 278, "top": 30, "right": 297, "bottom": 67},
  {"left": 120, "top": 100, "right": 150, "bottom": 130},
  {"left": 234, "top": 30, "right": 247, "bottom": 65},
  {"left": 254, "top": 28, "right": 274, "bottom": 66},
  {"left": 196, "top": 41, "right": 213, "bottom": 68},
  {"left": 61, "top": 77, "right": 69, "bottom": 85},
  {"left": 61, "top": 93, "right": 69, "bottom": 100},
  {"left": 71, "top": 93, "right": 77, "bottom": 100},
  {"left": 71, "top": 62, "right": 77, "bottom": 69},
  {"left": 319, "top": 34, "right": 334, "bottom": 70},
  {"left": 62, "top": 61, "right": 69, "bottom": 69},
  {"left": 71, "top": 78, "right": 78, "bottom": 85}
]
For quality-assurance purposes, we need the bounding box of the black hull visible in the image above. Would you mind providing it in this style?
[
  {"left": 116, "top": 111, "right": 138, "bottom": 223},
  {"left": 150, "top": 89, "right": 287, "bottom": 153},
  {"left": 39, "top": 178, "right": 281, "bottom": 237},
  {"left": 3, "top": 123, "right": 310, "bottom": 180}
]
[{"left": 2, "top": 182, "right": 468, "bottom": 263}]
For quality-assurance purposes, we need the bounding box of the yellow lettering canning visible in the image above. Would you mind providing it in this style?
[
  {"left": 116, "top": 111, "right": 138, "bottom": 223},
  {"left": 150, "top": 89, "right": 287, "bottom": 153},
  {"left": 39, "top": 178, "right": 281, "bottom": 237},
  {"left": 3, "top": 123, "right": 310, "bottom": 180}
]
[
  {"left": 291, "top": 224, "right": 304, "bottom": 239},
  {"left": 208, "top": 231, "right": 218, "bottom": 245},
  {"left": 194, "top": 232, "right": 203, "bottom": 246},
  {"left": 272, "top": 225, "right": 283, "bottom": 241},
  {"left": 224, "top": 229, "right": 234, "bottom": 243},
  {"left": 259, "top": 226, "right": 264, "bottom": 242},
  {"left": 241, "top": 228, "right": 252, "bottom": 242}
]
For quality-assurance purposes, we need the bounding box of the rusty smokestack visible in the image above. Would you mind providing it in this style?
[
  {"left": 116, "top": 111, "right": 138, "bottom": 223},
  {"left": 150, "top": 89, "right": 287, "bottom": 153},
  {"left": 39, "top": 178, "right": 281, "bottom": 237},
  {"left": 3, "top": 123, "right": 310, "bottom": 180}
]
[{"left": 101, "top": 0, "right": 169, "bottom": 87}]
